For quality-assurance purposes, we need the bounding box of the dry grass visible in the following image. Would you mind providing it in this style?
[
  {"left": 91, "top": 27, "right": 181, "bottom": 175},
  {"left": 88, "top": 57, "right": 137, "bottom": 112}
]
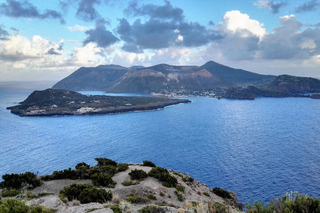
[{"left": 112, "top": 193, "right": 120, "bottom": 204}]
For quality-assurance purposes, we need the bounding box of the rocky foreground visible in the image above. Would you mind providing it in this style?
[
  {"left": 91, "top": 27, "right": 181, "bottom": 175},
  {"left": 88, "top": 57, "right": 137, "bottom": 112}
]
[
  {"left": 6, "top": 89, "right": 191, "bottom": 117},
  {"left": 0, "top": 159, "right": 242, "bottom": 213}
]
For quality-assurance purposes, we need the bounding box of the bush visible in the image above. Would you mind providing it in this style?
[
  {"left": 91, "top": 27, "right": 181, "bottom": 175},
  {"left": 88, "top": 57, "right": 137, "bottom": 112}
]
[
  {"left": 148, "top": 167, "right": 177, "bottom": 187},
  {"left": 110, "top": 204, "right": 121, "bottom": 213},
  {"left": 142, "top": 161, "right": 156, "bottom": 167},
  {"left": 128, "top": 169, "right": 148, "bottom": 180},
  {"left": 98, "top": 166, "right": 117, "bottom": 176},
  {"left": 138, "top": 205, "right": 161, "bottom": 213},
  {"left": 246, "top": 192, "right": 320, "bottom": 213},
  {"left": 1, "top": 189, "right": 21, "bottom": 197},
  {"left": 0, "top": 199, "right": 29, "bottom": 213},
  {"left": 60, "top": 184, "right": 112, "bottom": 204},
  {"left": 0, "top": 199, "right": 55, "bottom": 213},
  {"left": 91, "top": 173, "right": 116, "bottom": 188},
  {"left": 203, "top": 192, "right": 210, "bottom": 197},
  {"left": 52, "top": 168, "right": 78, "bottom": 180},
  {"left": 175, "top": 191, "right": 184, "bottom": 202},
  {"left": 125, "top": 190, "right": 149, "bottom": 204},
  {"left": 1, "top": 172, "right": 41, "bottom": 189},
  {"left": 94, "top": 158, "right": 117, "bottom": 167},
  {"left": 146, "top": 193, "right": 157, "bottom": 200},
  {"left": 75, "top": 162, "right": 90, "bottom": 170},
  {"left": 117, "top": 163, "right": 129, "bottom": 172},
  {"left": 176, "top": 185, "right": 185, "bottom": 193},
  {"left": 212, "top": 187, "right": 232, "bottom": 199}
]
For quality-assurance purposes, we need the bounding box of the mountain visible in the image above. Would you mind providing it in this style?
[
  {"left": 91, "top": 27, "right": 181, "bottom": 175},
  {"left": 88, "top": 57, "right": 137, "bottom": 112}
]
[
  {"left": 267, "top": 75, "right": 320, "bottom": 94},
  {"left": 52, "top": 61, "right": 275, "bottom": 93},
  {"left": 52, "top": 65, "right": 128, "bottom": 91},
  {"left": 200, "top": 61, "right": 275, "bottom": 86}
]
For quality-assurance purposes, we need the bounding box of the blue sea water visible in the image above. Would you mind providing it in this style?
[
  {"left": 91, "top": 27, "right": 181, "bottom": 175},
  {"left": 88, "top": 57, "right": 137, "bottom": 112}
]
[{"left": 1, "top": 81, "right": 320, "bottom": 205}]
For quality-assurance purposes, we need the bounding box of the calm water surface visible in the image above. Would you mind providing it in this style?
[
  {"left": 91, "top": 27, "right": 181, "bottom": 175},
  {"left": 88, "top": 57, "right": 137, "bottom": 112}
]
[{"left": 1, "top": 81, "right": 320, "bottom": 204}]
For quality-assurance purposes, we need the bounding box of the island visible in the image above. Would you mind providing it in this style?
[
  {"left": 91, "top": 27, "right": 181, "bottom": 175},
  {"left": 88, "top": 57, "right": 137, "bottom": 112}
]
[{"left": 6, "top": 89, "right": 191, "bottom": 117}]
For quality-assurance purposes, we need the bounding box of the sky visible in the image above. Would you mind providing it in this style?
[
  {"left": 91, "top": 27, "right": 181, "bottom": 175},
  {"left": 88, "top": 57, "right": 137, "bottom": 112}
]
[{"left": 0, "top": 0, "right": 320, "bottom": 82}]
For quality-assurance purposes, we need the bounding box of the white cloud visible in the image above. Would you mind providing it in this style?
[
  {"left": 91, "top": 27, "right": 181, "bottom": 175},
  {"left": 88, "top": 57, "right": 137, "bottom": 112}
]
[
  {"left": 72, "top": 43, "right": 105, "bottom": 65},
  {"left": 216, "top": 10, "right": 266, "bottom": 39},
  {"left": 67, "top": 25, "right": 93, "bottom": 32},
  {"left": 0, "top": 35, "right": 62, "bottom": 61},
  {"left": 176, "top": 35, "right": 183, "bottom": 42}
]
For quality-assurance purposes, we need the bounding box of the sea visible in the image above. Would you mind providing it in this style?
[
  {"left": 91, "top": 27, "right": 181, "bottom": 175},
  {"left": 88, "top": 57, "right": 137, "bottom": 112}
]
[{"left": 1, "top": 81, "right": 320, "bottom": 205}]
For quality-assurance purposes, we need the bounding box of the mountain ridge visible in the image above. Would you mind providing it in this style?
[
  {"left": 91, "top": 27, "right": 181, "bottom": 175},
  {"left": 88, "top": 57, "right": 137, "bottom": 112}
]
[
  {"left": 52, "top": 61, "right": 275, "bottom": 93},
  {"left": 52, "top": 61, "right": 320, "bottom": 99}
]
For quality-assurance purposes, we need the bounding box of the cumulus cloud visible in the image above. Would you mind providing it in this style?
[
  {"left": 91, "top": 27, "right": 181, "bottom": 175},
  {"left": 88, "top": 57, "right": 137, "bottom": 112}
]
[
  {"left": 259, "top": 15, "right": 305, "bottom": 59},
  {"left": 211, "top": 12, "right": 320, "bottom": 62},
  {"left": 254, "top": 0, "right": 286, "bottom": 14},
  {"left": 117, "top": 1, "right": 221, "bottom": 53},
  {"left": 70, "top": 42, "right": 108, "bottom": 67},
  {"left": 76, "top": 0, "right": 101, "bottom": 21},
  {"left": 83, "top": 18, "right": 119, "bottom": 48},
  {"left": 295, "top": 0, "right": 320, "bottom": 13},
  {"left": 0, "top": 34, "right": 63, "bottom": 61},
  {"left": 216, "top": 10, "right": 266, "bottom": 38},
  {"left": 0, "top": 0, "right": 65, "bottom": 23}
]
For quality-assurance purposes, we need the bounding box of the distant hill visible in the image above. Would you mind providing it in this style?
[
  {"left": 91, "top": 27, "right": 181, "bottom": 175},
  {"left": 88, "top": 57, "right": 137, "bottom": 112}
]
[
  {"left": 52, "top": 61, "right": 275, "bottom": 93},
  {"left": 52, "top": 65, "right": 128, "bottom": 91},
  {"left": 200, "top": 61, "right": 275, "bottom": 86},
  {"left": 267, "top": 75, "right": 320, "bottom": 94}
]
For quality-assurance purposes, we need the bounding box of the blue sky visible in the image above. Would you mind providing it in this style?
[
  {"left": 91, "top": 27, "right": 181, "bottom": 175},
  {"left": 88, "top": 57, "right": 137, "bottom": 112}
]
[{"left": 0, "top": 0, "right": 320, "bottom": 81}]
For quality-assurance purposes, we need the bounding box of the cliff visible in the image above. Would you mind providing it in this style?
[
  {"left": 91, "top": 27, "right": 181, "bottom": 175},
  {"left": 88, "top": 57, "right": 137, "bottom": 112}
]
[{"left": 0, "top": 159, "right": 243, "bottom": 213}]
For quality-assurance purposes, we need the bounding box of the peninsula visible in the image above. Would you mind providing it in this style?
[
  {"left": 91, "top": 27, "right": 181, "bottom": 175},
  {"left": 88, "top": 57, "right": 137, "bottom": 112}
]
[{"left": 6, "top": 89, "right": 191, "bottom": 117}]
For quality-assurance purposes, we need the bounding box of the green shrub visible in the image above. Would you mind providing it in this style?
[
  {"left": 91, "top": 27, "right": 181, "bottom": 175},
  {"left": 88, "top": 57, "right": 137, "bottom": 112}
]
[
  {"left": 148, "top": 167, "right": 177, "bottom": 187},
  {"left": 60, "top": 183, "right": 112, "bottom": 204},
  {"left": 159, "top": 192, "right": 164, "bottom": 197},
  {"left": 138, "top": 205, "right": 161, "bottom": 213},
  {"left": 142, "top": 161, "right": 156, "bottom": 167},
  {"left": 125, "top": 190, "right": 149, "bottom": 204},
  {"left": 1, "top": 172, "right": 41, "bottom": 189},
  {"left": 0, "top": 199, "right": 29, "bottom": 213},
  {"left": 212, "top": 187, "right": 232, "bottom": 199},
  {"left": 1, "top": 188, "right": 21, "bottom": 197},
  {"left": 176, "top": 185, "right": 185, "bottom": 193},
  {"left": 94, "top": 158, "right": 117, "bottom": 167},
  {"left": 98, "top": 166, "right": 117, "bottom": 176},
  {"left": 245, "top": 192, "right": 320, "bottom": 213},
  {"left": 128, "top": 169, "right": 148, "bottom": 180},
  {"left": 146, "top": 193, "right": 156, "bottom": 200},
  {"left": 75, "top": 162, "right": 90, "bottom": 170},
  {"left": 174, "top": 191, "right": 184, "bottom": 202},
  {"left": 110, "top": 204, "right": 121, "bottom": 213},
  {"left": 182, "top": 174, "right": 194, "bottom": 183},
  {"left": 203, "top": 192, "right": 210, "bottom": 197},
  {"left": 90, "top": 173, "right": 116, "bottom": 188},
  {"left": 52, "top": 168, "right": 78, "bottom": 180},
  {"left": 117, "top": 163, "right": 129, "bottom": 172},
  {"left": 211, "top": 202, "right": 229, "bottom": 213},
  {"left": 0, "top": 199, "right": 55, "bottom": 213}
]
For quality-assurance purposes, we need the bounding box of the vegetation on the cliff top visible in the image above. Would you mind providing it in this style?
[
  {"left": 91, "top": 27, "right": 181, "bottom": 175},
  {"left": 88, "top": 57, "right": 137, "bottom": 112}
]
[{"left": 1, "top": 159, "right": 320, "bottom": 212}]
